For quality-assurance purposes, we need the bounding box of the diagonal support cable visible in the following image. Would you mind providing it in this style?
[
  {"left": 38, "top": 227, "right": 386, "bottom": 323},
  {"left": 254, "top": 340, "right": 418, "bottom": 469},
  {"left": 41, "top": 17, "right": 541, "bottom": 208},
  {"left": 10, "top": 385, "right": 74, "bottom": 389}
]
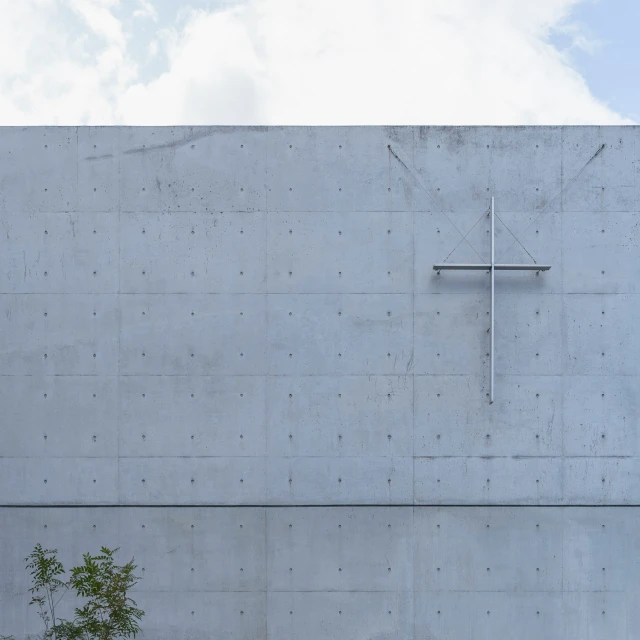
[
  {"left": 388, "top": 144, "right": 485, "bottom": 262},
  {"left": 494, "top": 212, "right": 537, "bottom": 264},
  {"left": 496, "top": 143, "right": 606, "bottom": 262},
  {"left": 441, "top": 206, "right": 490, "bottom": 262}
]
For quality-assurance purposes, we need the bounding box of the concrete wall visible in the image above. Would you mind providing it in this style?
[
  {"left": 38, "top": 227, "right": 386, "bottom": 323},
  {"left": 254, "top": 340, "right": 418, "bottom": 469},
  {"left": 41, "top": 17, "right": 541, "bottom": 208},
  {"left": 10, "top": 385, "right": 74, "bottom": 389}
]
[{"left": 1, "top": 126, "right": 639, "bottom": 638}]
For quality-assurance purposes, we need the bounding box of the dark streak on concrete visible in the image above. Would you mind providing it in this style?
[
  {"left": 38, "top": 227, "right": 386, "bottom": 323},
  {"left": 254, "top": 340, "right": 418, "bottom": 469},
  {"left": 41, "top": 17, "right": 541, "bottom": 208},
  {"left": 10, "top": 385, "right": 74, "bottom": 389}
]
[
  {"left": 84, "top": 154, "right": 114, "bottom": 161},
  {"left": 122, "top": 127, "right": 267, "bottom": 155}
]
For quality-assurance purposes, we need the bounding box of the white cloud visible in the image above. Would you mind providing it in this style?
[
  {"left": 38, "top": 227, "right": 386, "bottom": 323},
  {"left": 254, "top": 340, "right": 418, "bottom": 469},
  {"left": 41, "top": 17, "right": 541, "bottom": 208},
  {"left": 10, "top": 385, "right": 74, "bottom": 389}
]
[
  {"left": 133, "top": 0, "right": 158, "bottom": 21},
  {"left": 0, "top": 0, "right": 136, "bottom": 124},
  {"left": 68, "top": 0, "right": 126, "bottom": 51},
  {"left": 118, "top": 7, "right": 266, "bottom": 124},
  {"left": 0, "top": 0, "right": 632, "bottom": 125}
]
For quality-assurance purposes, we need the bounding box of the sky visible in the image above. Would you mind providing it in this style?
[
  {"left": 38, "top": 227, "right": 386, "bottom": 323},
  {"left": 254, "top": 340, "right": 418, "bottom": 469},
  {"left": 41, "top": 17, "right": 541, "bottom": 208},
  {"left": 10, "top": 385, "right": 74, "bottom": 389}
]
[{"left": 0, "top": 0, "right": 635, "bottom": 125}]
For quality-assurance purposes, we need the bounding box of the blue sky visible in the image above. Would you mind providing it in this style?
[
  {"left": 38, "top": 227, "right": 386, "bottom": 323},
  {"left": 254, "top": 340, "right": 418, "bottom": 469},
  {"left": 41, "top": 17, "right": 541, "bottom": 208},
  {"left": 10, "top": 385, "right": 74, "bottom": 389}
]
[
  {"left": 0, "top": 0, "right": 635, "bottom": 125},
  {"left": 550, "top": 0, "right": 639, "bottom": 121}
]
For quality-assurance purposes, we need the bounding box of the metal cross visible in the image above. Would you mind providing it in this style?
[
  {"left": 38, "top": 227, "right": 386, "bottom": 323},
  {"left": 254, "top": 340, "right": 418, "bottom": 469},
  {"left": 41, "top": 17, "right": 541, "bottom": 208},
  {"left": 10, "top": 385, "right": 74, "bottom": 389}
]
[{"left": 433, "top": 197, "right": 551, "bottom": 404}]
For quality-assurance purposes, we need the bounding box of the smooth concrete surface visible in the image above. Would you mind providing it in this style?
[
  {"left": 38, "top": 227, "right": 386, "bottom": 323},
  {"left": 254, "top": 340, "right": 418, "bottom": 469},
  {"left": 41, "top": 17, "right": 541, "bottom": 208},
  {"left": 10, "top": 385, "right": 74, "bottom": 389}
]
[
  {"left": 1, "top": 126, "right": 639, "bottom": 638},
  {"left": 2, "top": 507, "right": 640, "bottom": 639}
]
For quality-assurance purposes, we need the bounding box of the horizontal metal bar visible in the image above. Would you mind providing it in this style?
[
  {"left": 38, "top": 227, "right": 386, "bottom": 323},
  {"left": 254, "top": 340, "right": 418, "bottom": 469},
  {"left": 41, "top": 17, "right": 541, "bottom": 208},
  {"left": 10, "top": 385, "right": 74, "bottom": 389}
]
[
  {"left": 433, "top": 264, "right": 489, "bottom": 270},
  {"left": 433, "top": 264, "right": 551, "bottom": 271},
  {"left": 494, "top": 264, "right": 551, "bottom": 271}
]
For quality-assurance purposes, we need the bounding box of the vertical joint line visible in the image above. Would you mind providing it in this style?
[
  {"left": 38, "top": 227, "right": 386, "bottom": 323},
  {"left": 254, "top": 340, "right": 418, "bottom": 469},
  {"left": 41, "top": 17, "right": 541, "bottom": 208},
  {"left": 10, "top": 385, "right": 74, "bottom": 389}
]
[{"left": 490, "top": 196, "right": 495, "bottom": 404}]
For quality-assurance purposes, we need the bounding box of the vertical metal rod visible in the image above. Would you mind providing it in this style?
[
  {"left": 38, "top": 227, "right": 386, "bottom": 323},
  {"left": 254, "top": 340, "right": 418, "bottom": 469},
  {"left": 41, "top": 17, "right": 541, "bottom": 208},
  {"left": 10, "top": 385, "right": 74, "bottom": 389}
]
[{"left": 490, "top": 197, "right": 495, "bottom": 404}]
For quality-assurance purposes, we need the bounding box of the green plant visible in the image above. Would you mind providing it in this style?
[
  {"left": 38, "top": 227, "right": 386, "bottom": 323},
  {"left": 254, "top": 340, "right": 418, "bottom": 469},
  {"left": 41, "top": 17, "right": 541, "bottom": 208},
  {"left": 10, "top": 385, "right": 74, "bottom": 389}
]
[
  {"left": 57, "top": 547, "right": 144, "bottom": 640},
  {"left": 25, "top": 544, "right": 68, "bottom": 639},
  {"left": 20, "top": 545, "right": 144, "bottom": 640}
]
